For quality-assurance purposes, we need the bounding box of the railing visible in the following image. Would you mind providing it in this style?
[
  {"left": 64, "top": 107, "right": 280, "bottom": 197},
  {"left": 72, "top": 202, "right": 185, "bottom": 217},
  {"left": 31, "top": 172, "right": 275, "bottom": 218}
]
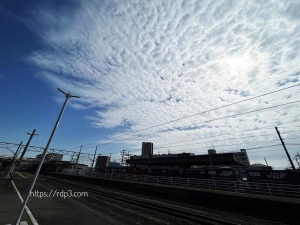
[{"left": 61, "top": 169, "right": 300, "bottom": 199}]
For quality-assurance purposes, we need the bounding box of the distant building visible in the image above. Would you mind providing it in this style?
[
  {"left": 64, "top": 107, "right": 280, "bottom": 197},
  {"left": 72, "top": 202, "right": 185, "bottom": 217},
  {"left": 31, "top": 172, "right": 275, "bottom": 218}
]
[
  {"left": 127, "top": 149, "right": 250, "bottom": 170},
  {"left": 208, "top": 149, "right": 217, "bottom": 154},
  {"left": 248, "top": 163, "right": 273, "bottom": 170},
  {"left": 36, "top": 153, "right": 63, "bottom": 161},
  {"left": 141, "top": 142, "right": 153, "bottom": 156},
  {"left": 234, "top": 149, "right": 250, "bottom": 167},
  {"left": 95, "top": 155, "right": 110, "bottom": 169},
  {"left": 66, "top": 163, "right": 88, "bottom": 170},
  {"left": 110, "top": 161, "right": 120, "bottom": 167}
]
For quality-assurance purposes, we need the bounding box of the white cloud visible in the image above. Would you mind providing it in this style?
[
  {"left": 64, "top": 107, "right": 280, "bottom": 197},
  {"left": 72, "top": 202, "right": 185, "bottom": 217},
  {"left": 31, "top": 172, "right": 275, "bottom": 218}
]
[{"left": 27, "top": 0, "right": 300, "bottom": 169}]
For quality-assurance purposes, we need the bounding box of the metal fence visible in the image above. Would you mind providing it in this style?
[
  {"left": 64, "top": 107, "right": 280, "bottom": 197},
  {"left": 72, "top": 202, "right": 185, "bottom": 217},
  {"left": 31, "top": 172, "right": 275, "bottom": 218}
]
[{"left": 61, "top": 169, "right": 300, "bottom": 199}]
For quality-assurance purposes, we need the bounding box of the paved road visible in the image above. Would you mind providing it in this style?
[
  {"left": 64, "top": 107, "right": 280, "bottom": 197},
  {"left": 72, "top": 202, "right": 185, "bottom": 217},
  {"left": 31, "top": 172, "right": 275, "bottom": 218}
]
[{"left": 0, "top": 173, "right": 142, "bottom": 225}]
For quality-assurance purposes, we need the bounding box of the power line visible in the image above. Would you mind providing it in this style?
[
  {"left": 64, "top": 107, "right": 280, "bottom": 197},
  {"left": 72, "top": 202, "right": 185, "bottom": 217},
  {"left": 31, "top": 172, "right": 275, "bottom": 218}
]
[
  {"left": 90, "top": 99, "right": 300, "bottom": 149},
  {"left": 113, "top": 83, "right": 300, "bottom": 139},
  {"left": 73, "top": 125, "right": 300, "bottom": 157},
  {"left": 154, "top": 130, "right": 300, "bottom": 150},
  {"left": 148, "top": 143, "right": 283, "bottom": 155},
  {"left": 213, "top": 136, "right": 300, "bottom": 149},
  {"left": 94, "top": 137, "right": 300, "bottom": 162},
  {"left": 139, "top": 120, "right": 300, "bottom": 149},
  {"left": 92, "top": 136, "right": 300, "bottom": 159},
  {"left": 155, "top": 136, "right": 300, "bottom": 156},
  {"left": 73, "top": 123, "right": 300, "bottom": 158},
  {"left": 173, "top": 100, "right": 300, "bottom": 131},
  {"left": 246, "top": 144, "right": 281, "bottom": 150},
  {"left": 67, "top": 83, "right": 300, "bottom": 151},
  {"left": 156, "top": 135, "right": 300, "bottom": 153}
]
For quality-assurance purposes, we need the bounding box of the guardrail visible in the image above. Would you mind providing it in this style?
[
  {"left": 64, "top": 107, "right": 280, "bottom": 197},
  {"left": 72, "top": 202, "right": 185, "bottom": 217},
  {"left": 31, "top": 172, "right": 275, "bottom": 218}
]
[{"left": 61, "top": 169, "right": 300, "bottom": 199}]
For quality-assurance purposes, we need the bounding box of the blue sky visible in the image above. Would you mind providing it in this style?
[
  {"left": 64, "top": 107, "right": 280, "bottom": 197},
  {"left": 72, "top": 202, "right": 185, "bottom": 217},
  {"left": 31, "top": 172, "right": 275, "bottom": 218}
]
[{"left": 0, "top": 0, "right": 300, "bottom": 169}]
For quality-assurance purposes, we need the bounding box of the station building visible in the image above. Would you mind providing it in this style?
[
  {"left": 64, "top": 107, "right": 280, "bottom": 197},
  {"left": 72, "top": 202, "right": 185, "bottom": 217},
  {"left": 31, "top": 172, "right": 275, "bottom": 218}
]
[
  {"left": 126, "top": 149, "right": 250, "bottom": 169},
  {"left": 36, "top": 153, "right": 63, "bottom": 161},
  {"left": 126, "top": 148, "right": 250, "bottom": 180},
  {"left": 141, "top": 142, "right": 153, "bottom": 156},
  {"left": 95, "top": 155, "right": 110, "bottom": 169}
]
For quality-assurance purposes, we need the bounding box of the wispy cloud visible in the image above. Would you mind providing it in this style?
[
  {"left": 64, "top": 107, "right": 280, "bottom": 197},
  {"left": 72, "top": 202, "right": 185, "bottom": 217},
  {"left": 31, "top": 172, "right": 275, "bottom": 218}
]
[{"left": 26, "top": 0, "right": 300, "bottom": 168}]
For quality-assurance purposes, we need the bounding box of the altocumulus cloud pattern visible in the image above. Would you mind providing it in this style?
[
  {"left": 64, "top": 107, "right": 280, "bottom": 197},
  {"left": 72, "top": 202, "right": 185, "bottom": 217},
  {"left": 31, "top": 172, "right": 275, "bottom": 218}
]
[{"left": 26, "top": 0, "right": 300, "bottom": 167}]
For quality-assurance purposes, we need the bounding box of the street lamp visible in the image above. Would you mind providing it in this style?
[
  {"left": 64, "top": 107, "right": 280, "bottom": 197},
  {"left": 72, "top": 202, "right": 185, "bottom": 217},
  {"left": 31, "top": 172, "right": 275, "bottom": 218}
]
[{"left": 13, "top": 88, "right": 80, "bottom": 225}]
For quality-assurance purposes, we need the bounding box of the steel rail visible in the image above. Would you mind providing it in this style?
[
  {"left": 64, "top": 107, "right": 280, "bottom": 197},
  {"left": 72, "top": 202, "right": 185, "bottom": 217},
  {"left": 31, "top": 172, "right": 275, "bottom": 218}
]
[{"left": 41, "top": 175, "right": 242, "bottom": 225}]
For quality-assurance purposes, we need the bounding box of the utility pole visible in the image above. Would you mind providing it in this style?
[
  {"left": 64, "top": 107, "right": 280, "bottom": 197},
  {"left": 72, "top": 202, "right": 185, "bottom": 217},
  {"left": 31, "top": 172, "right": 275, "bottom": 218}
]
[
  {"left": 294, "top": 152, "right": 300, "bottom": 168},
  {"left": 75, "top": 145, "right": 82, "bottom": 169},
  {"left": 91, "top": 146, "right": 98, "bottom": 171},
  {"left": 275, "top": 127, "right": 296, "bottom": 170},
  {"left": 120, "top": 150, "right": 126, "bottom": 166},
  {"left": 7, "top": 130, "right": 38, "bottom": 186},
  {"left": 295, "top": 157, "right": 299, "bottom": 168},
  {"left": 264, "top": 157, "right": 269, "bottom": 167},
  {"left": 126, "top": 151, "right": 132, "bottom": 166},
  {"left": 12, "top": 88, "right": 80, "bottom": 225},
  {"left": 5, "top": 141, "right": 23, "bottom": 177}
]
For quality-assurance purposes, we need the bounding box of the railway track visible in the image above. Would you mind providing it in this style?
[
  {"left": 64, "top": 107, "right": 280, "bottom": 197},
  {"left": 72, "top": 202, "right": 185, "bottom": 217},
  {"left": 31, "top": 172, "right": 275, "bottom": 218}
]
[{"left": 39, "top": 175, "right": 243, "bottom": 225}]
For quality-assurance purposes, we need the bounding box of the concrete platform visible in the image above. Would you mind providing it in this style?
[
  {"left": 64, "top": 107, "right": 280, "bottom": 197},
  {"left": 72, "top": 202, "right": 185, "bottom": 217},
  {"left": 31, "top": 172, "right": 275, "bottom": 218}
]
[
  {"left": 0, "top": 176, "right": 32, "bottom": 225},
  {"left": 5, "top": 222, "right": 28, "bottom": 225},
  {"left": 0, "top": 174, "right": 135, "bottom": 225}
]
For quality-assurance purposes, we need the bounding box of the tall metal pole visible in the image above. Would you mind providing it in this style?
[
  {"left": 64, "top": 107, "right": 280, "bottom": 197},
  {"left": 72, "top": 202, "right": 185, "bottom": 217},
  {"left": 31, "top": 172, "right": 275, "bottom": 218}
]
[
  {"left": 91, "top": 146, "right": 98, "bottom": 171},
  {"left": 295, "top": 158, "right": 299, "bottom": 168},
  {"left": 75, "top": 145, "right": 82, "bottom": 169},
  {"left": 19, "top": 130, "right": 37, "bottom": 162},
  {"left": 126, "top": 151, "right": 132, "bottom": 166},
  {"left": 264, "top": 157, "right": 269, "bottom": 167},
  {"left": 5, "top": 141, "right": 23, "bottom": 177},
  {"left": 13, "top": 88, "right": 80, "bottom": 225},
  {"left": 275, "top": 127, "right": 296, "bottom": 170},
  {"left": 7, "top": 130, "right": 38, "bottom": 186},
  {"left": 121, "top": 150, "right": 126, "bottom": 166}
]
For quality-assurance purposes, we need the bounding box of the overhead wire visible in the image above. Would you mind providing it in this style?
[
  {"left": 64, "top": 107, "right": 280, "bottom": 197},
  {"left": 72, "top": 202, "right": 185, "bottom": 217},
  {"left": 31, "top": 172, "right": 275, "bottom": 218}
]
[
  {"left": 106, "top": 136, "right": 300, "bottom": 158},
  {"left": 152, "top": 143, "right": 283, "bottom": 155},
  {"left": 68, "top": 126, "right": 300, "bottom": 162},
  {"left": 105, "top": 103, "right": 300, "bottom": 148},
  {"left": 66, "top": 83, "right": 300, "bottom": 151},
  {"left": 156, "top": 135, "right": 300, "bottom": 154},
  {"left": 83, "top": 99, "right": 300, "bottom": 150},
  {"left": 110, "top": 83, "right": 300, "bottom": 139},
  {"left": 80, "top": 119, "right": 300, "bottom": 162},
  {"left": 154, "top": 130, "right": 300, "bottom": 150},
  {"left": 140, "top": 120, "right": 300, "bottom": 149}
]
